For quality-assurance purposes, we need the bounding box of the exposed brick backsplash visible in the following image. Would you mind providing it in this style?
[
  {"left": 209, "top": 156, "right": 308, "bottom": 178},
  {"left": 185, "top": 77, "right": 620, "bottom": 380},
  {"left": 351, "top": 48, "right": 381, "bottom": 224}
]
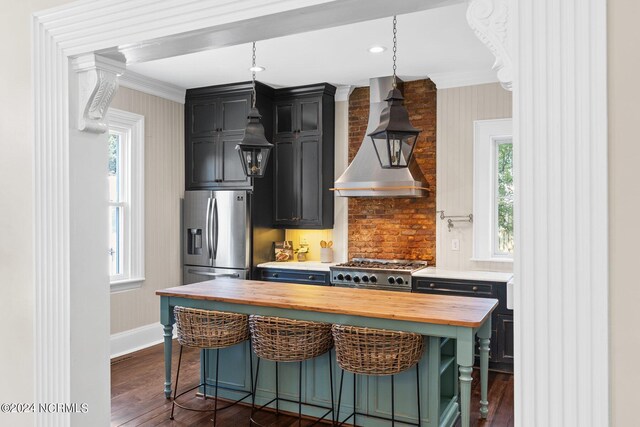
[{"left": 348, "top": 79, "right": 437, "bottom": 262}]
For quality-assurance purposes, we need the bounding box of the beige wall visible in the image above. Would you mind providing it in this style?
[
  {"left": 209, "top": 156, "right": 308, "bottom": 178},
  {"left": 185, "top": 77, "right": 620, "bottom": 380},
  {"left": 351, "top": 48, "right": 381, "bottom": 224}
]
[
  {"left": 609, "top": 1, "right": 640, "bottom": 425},
  {"left": 0, "top": 0, "right": 77, "bottom": 425},
  {"left": 109, "top": 87, "right": 184, "bottom": 334},
  {"left": 435, "top": 83, "right": 513, "bottom": 272}
]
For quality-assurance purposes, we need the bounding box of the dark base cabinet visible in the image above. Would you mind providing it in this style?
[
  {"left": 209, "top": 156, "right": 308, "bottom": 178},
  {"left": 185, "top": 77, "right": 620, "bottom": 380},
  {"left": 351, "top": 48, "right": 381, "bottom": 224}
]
[
  {"left": 257, "top": 268, "right": 331, "bottom": 286},
  {"left": 412, "top": 277, "right": 514, "bottom": 373}
]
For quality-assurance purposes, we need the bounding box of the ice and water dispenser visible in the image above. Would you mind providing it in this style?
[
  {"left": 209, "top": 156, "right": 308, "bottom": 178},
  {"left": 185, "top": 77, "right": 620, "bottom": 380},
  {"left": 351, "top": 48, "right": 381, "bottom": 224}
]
[{"left": 187, "top": 228, "right": 203, "bottom": 255}]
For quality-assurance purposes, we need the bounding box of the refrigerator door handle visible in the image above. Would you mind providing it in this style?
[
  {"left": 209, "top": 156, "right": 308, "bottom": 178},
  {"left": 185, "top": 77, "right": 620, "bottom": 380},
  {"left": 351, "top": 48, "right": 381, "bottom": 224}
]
[
  {"left": 205, "top": 196, "right": 212, "bottom": 263},
  {"left": 186, "top": 269, "right": 240, "bottom": 279},
  {"left": 212, "top": 198, "right": 219, "bottom": 260}
]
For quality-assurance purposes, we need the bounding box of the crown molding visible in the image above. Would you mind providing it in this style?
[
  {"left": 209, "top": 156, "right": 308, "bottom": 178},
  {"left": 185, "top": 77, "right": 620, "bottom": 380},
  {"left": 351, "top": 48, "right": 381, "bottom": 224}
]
[
  {"left": 119, "top": 70, "right": 186, "bottom": 104},
  {"left": 428, "top": 69, "right": 499, "bottom": 90}
]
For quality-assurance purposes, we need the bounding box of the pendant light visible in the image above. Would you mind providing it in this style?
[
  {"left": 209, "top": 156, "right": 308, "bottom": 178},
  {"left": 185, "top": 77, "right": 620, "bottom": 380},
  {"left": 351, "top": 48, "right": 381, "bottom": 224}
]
[
  {"left": 368, "top": 16, "right": 421, "bottom": 169},
  {"left": 236, "top": 42, "right": 273, "bottom": 178}
]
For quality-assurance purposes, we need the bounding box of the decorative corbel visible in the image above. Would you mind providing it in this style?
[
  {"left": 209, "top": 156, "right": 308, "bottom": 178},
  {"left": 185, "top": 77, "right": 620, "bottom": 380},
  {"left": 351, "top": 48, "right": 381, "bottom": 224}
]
[
  {"left": 72, "top": 54, "right": 126, "bottom": 133},
  {"left": 466, "top": 0, "right": 513, "bottom": 91}
]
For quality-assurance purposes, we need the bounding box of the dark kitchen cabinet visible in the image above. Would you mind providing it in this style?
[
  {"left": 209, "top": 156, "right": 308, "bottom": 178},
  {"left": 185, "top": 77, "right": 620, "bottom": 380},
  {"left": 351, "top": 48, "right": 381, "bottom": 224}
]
[
  {"left": 272, "top": 84, "right": 335, "bottom": 229},
  {"left": 412, "top": 276, "right": 514, "bottom": 373},
  {"left": 185, "top": 82, "right": 274, "bottom": 190},
  {"left": 257, "top": 267, "right": 331, "bottom": 286}
]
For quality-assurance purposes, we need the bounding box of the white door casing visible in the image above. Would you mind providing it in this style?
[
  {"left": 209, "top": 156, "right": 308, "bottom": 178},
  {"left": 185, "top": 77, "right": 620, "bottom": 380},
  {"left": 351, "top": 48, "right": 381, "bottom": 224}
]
[{"left": 32, "top": 0, "right": 608, "bottom": 426}]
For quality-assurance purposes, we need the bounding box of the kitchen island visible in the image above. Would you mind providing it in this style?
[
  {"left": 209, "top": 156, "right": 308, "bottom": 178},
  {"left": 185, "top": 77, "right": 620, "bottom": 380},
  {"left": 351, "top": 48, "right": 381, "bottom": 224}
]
[{"left": 157, "top": 279, "right": 497, "bottom": 427}]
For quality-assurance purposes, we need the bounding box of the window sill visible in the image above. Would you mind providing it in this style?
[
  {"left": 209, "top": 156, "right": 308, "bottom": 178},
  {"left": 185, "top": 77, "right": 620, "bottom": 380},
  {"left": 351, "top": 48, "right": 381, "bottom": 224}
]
[
  {"left": 110, "top": 277, "right": 145, "bottom": 293},
  {"left": 470, "top": 258, "right": 514, "bottom": 263}
]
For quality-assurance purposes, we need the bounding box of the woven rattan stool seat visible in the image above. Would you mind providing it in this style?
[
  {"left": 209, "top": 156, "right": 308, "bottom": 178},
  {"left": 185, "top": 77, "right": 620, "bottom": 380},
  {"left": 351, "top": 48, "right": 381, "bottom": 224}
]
[
  {"left": 174, "top": 306, "right": 249, "bottom": 349},
  {"left": 332, "top": 324, "right": 424, "bottom": 376},
  {"left": 249, "top": 315, "right": 333, "bottom": 362}
]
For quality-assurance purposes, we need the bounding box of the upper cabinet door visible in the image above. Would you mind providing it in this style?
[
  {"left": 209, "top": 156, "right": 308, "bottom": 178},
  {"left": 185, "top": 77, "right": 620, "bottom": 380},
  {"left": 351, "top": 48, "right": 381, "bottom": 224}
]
[
  {"left": 274, "top": 99, "right": 296, "bottom": 138},
  {"left": 273, "top": 138, "right": 296, "bottom": 224},
  {"left": 190, "top": 100, "right": 218, "bottom": 136},
  {"left": 297, "top": 97, "right": 321, "bottom": 137},
  {"left": 220, "top": 95, "right": 250, "bottom": 133},
  {"left": 298, "top": 136, "right": 321, "bottom": 225},
  {"left": 188, "top": 136, "right": 221, "bottom": 187},
  {"left": 219, "top": 132, "right": 252, "bottom": 187}
]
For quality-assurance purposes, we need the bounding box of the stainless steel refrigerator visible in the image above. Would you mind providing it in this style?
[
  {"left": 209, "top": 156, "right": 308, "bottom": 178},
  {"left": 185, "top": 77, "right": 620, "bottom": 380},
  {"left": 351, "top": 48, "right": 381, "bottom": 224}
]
[{"left": 183, "top": 190, "right": 283, "bottom": 284}]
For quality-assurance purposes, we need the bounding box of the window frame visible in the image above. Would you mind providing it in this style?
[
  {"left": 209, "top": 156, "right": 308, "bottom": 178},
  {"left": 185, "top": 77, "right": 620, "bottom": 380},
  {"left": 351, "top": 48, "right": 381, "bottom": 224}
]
[
  {"left": 472, "top": 118, "right": 514, "bottom": 262},
  {"left": 107, "top": 108, "right": 145, "bottom": 292}
]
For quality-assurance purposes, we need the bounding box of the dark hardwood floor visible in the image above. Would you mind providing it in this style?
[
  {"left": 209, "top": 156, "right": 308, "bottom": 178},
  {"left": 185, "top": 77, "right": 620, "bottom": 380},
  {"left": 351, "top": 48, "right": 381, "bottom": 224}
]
[{"left": 111, "top": 341, "right": 513, "bottom": 426}]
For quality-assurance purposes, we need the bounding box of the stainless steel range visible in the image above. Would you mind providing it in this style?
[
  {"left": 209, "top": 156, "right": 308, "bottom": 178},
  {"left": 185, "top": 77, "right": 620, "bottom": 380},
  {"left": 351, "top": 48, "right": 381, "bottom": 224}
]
[{"left": 330, "top": 258, "right": 428, "bottom": 292}]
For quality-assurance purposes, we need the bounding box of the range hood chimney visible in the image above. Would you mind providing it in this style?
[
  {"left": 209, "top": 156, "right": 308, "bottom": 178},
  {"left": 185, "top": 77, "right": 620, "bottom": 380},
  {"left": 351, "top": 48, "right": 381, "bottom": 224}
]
[{"left": 333, "top": 76, "right": 427, "bottom": 197}]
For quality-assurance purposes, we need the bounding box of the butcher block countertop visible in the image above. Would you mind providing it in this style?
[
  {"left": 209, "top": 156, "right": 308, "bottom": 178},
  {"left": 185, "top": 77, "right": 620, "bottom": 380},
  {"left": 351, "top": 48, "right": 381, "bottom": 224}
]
[{"left": 156, "top": 279, "right": 498, "bottom": 328}]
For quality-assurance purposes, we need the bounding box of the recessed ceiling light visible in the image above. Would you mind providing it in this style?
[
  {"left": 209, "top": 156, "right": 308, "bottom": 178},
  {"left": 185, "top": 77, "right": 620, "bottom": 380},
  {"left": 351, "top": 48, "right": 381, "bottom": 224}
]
[
  {"left": 368, "top": 46, "right": 387, "bottom": 54},
  {"left": 249, "top": 66, "right": 266, "bottom": 72}
]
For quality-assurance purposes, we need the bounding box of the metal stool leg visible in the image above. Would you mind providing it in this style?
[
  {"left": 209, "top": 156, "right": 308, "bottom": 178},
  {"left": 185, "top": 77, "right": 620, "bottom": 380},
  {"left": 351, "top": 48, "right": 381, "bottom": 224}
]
[
  {"left": 328, "top": 350, "right": 335, "bottom": 424},
  {"left": 416, "top": 363, "right": 421, "bottom": 426},
  {"left": 213, "top": 348, "right": 220, "bottom": 426},
  {"left": 353, "top": 372, "right": 357, "bottom": 427},
  {"left": 336, "top": 370, "right": 344, "bottom": 425},
  {"left": 249, "top": 341, "right": 254, "bottom": 404},
  {"left": 298, "top": 361, "right": 303, "bottom": 426},
  {"left": 249, "top": 357, "right": 261, "bottom": 426},
  {"left": 203, "top": 349, "right": 207, "bottom": 400},
  {"left": 275, "top": 362, "right": 280, "bottom": 415},
  {"left": 391, "top": 375, "right": 395, "bottom": 427},
  {"left": 170, "top": 345, "right": 184, "bottom": 420}
]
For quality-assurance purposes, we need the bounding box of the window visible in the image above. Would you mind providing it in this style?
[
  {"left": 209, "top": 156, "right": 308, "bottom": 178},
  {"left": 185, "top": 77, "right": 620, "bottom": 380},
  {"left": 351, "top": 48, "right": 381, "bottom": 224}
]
[
  {"left": 472, "top": 118, "right": 514, "bottom": 261},
  {"left": 107, "top": 108, "right": 145, "bottom": 291}
]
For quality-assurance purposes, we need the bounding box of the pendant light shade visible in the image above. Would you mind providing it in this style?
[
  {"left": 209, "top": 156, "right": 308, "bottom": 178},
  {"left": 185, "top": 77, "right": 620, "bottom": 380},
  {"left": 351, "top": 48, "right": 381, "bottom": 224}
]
[
  {"left": 368, "top": 16, "right": 421, "bottom": 169},
  {"left": 368, "top": 87, "right": 420, "bottom": 168},
  {"left": 236, "top": 41, "right": 272, "bottom": 178},
  {"left": 236, "top": 107, "right": 272, "bottom": 177}
]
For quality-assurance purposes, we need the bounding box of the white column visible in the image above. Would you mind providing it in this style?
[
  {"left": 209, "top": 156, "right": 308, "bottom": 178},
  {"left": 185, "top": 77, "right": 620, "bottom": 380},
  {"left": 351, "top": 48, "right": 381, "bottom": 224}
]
[
  {"left": 512, "top": 1, "right": 608, "bottom": 426},
  {"left": 468, "top": 0, "right": 608, "bottom": 425}
]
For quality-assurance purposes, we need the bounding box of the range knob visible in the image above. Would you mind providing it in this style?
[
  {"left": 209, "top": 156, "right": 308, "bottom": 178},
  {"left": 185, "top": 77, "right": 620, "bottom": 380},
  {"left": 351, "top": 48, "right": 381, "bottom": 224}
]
[
  {"left": 395, "top": 277, "right": 405, "bottom": 285},
  {"left": 387, "top": 276, "right": 395, "bottom": 284},
  {"left": 361, "top": 275, "right": 369, "bottom": 283},
  {"left": 336, "top": 274, "right": 344, "bottom": 281},
  {"left": 345, "top": 274, "right": 352, "bottom": 281},
  {"left": 369, "top": 275, "right": 377, "bottom": 283},
  {"left": 353, "top": 276, "right": 361, "bottom": 283}
]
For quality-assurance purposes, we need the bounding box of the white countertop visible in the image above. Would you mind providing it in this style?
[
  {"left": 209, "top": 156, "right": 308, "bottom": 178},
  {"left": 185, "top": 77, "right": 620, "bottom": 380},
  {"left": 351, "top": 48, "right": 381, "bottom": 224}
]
[
  {"left": 412, "top": 267, "right": 513, "bottom": 283},
  {"left": 257, "top": 261, "right": 339, "bottom": 272}
]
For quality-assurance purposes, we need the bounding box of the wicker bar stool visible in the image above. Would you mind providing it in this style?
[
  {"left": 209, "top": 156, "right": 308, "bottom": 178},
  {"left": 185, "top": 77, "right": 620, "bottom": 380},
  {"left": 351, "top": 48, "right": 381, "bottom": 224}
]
[
  {"left": 249, "top": 315, "right": 335, "bottom": 426},
  {"left": 332, "top": 325, "right": 425, "bottom": 426},
  {"left": 170, "top": 306, "right": 253, "bottom": 425}
]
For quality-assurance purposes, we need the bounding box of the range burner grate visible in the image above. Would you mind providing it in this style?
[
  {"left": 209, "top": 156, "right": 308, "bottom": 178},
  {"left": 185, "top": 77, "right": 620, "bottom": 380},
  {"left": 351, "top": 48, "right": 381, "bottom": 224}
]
[{"left": 335, "top": 258, "right": 428, "bottom": 272}]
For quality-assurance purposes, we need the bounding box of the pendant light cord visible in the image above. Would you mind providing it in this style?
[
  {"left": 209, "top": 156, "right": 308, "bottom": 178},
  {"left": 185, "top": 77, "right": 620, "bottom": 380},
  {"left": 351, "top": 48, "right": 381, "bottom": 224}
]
[
  {"left": 392, "top": 15, "right": 397, "bottom": 88},
  {"left": 251, "top": 41, "right": 257, "bottom": 108}
]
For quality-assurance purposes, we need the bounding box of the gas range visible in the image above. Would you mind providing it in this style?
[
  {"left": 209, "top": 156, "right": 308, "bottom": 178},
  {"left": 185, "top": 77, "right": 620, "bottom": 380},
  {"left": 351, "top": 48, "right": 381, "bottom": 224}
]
[{"left": 330, "top": 258, "right": 428, "bottom": 292}]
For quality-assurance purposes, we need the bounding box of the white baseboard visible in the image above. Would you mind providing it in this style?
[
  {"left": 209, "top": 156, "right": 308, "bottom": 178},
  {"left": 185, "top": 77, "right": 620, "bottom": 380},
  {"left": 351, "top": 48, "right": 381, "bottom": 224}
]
[{"left": 110, "top": 322, "right": 176, "bottom": 359}]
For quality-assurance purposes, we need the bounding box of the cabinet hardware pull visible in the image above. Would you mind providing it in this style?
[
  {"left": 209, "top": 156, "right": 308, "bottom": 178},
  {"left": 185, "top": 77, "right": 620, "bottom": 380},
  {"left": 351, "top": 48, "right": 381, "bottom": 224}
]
[
  {"left": 472, "top": 286, "right": 479, "bottom": 291},
  {"left": 308, "top": 275, "right": 315, "bottom": 280},
  {"left": 429, "top": 283, "right": 436, "bottom": 288},
  {"left": 273, "top": 273, "right": 279, "bottom": 278}
]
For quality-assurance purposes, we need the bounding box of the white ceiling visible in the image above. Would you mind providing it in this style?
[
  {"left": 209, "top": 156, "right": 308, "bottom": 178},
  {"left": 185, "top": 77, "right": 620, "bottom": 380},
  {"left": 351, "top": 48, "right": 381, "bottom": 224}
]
[{"left": 127, "top": 3, "right": 495, "bottom": 90}]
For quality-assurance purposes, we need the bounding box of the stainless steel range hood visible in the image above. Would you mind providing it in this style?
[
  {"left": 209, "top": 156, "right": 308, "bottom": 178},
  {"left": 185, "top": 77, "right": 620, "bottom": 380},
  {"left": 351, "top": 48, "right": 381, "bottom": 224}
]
[{"left": 333, "top": 76, "right": 427, "bottom": 197}]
